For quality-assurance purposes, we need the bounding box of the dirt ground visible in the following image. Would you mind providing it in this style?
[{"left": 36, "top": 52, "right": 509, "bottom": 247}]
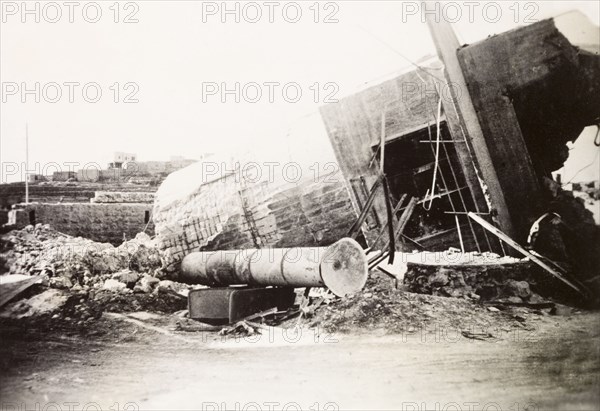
[{"left": 1, "top": 308, "right": 599, "bottom": 411}]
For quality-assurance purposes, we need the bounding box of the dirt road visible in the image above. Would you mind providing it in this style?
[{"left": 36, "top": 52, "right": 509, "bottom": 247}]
[{"left": 1, "top": 311, "right": 599, "bottom": 411}]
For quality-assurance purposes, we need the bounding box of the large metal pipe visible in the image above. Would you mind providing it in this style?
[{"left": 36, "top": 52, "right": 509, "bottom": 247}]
[{"left": 180, "top": 238, "right": 368, "bottom": 297}]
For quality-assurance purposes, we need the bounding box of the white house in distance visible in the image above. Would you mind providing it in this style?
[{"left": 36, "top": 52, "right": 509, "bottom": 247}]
[{"left": 111, "top": 152, "right": 137, "bottom": 169}]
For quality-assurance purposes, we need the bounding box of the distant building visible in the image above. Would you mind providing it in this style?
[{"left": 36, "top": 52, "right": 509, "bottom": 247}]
[
  {"left": 110, "top": 152, "right": 137, "bottom": 169},
  {"left": 28, "top": 174, "right": 47, "bottom": 183},
  {"left": 52, "top": 171, "right": 76, "bottom": 182}
]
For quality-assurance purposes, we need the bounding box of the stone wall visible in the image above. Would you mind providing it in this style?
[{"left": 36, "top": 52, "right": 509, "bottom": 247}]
[
  {"left": 0, "top": 183, "right": 158, "bottom": 208},
  {"left": 92, "top": 191, "right": 154, "bottom": 203},
  {"left": 8, "top": 203, "right": 154, "bottom": 245}
]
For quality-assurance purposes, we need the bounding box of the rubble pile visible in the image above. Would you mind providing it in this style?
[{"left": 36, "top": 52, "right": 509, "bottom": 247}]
[
  {"left": 2, "top": 224, "right": 163, "bottom": 282},
  {"left": 543, "top": 186, "right": 600, "bottom": 295},
  {"left": 0, "top": 224, "right": 191, "bottom": 324},
  {"left": 302, "top": 271, "right": 536, "bottom": 335},
  {"left": 402, "top": 249, "right": 552, "bottom": 304}
]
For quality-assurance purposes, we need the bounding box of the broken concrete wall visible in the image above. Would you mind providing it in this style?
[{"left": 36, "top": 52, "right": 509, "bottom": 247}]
[
  {"left": 319, "top": 64, "right": 493, "bottom": 252},
  {"left": 8, "top": 203, "right": 154, "bottom": 245},
  {"left": 457, "top": 18, "right": 600, "bottom": 240},
  {"left": 319, "top": 67, "right": 443, "bottom": 245},
  {"left": 152, "top": 164, "right": 357, "bottom": 270}
]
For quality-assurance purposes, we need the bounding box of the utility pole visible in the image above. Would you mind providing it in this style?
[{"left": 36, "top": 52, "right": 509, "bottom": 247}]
[
  {"left": 426, "top": 15, "right": 516, "bottom": 239},
  {"left": 25, "top": 123, "right": 29, "bottom": 204}
]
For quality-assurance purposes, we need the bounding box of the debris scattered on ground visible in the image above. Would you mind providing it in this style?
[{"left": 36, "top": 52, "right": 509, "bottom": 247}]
[
  {"left": 0, "top": 225, "right": 194, "bottom": 326},
  {"left": 291, "top": 271, "right": 546, "bottom": 336},
  {"left": 402, "top": 248, "right": 562, "bottom": 304},
  {"left": 219, "top": 320, "right": 260, "bottom": 337},
  {"left": 0, "top": 224, "right": 590, "bottom": 339},
  {"left": 461, "top": 330, "right": 495, "bottom": 340}
]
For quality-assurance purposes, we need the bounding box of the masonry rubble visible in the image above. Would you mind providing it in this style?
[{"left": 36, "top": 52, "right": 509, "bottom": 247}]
[
  {"left": 0, "top": 224, "right": 193, "bottom": 322},
  {"left": 401, "top": 248, "right": 554, "bottom": 304},
  {"left": 0, "top": 221, "right": 565, "bottom": 329}
]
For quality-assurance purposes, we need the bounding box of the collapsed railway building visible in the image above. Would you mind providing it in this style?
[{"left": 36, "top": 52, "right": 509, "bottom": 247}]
[
  {"left": 3, "top": 15, "right": 599, "bottom": 297},
  {"left": 151, "top": 16, "right": 599, "bottom": 289}
]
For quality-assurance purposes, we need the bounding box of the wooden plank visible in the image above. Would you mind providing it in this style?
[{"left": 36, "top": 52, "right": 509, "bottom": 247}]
[
  {"left": 379, "top": 197, "right": 417, "bottom": 252},
  {"left": 347, "top": 176, "right": 383, "bottom": 239},
  {"left": 0, "top": 276, "right": 42, "bottom": 309},
  {"left": 367, "top": 193, "right": 407, "bottom": 251}
]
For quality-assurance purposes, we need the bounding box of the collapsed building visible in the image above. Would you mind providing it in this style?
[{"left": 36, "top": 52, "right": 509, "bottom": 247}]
[
  {"left": 321, "top": 16, "right": 599, "bottom": 247},
  {"left": 2, "top": 14, "right": 599, "bottom": 309},
  {"left": 149, "top": 15, "right": 599, "bottom": 295}
]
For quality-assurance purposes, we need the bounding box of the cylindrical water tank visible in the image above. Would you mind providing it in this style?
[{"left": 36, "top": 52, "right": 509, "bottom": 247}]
[{"left": 180, "top": 238, "right": 368, "bottom": 297}]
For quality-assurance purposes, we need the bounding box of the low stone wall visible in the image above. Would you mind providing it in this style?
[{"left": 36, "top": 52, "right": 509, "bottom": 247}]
[
  {"left": 92, "top": 191, "right": 155, "bottom": 203},
  {"left": 8, "top": 203, "right": 154, "bottom": 245},
  {"left": 0, "top": 183, "right": 159, "bottom": 209}
]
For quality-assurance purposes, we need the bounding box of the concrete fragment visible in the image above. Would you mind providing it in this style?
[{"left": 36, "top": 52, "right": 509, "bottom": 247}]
[
  {"left": 505, "top": 296, "right": 524, "bottom": 304},
  {"left": 102, "top": 279, "right": 127, "bottom": 292},
  {"left": 113, "top": 270, "right": 140, "bottom": 288},
  {"left": 430, "top": 270, "right": 450, "bottom": 287},
  {"left": 49, "top": 276, "right": 73, "bottom": 290},
  {"left": 504, "top": 280, "right": 531, "bottom": 299},
  {"left": 141, "top": 274, "right": 160, "bottom": 287},
  {"left": 129, "top": 245, "right": 162, "bottom": 274}
]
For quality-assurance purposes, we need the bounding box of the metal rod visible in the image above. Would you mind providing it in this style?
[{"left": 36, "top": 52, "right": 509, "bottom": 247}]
[
  {"left": 419, "top": 140, "right": 466, "bottom": 143},
  {"left": 425, "top": 98, "right": 482, "bottom": 252},
  {"left": 424, "top": 91, "right": 483, "bottom": 250},
  {"left": 400, "top": 233, "right": 426, "bottom": 249},
  {"left": 438, "top": 128, "right": 491, "bottom": 251},
  {"left": 416, "top": 186, "right": 467, "bottom": 204},
  {"left": 444, "top": 211, "right": 490, "bottom": 215},
  {"left": 455, "top": 215, "right": 465, "bottom": 253}
]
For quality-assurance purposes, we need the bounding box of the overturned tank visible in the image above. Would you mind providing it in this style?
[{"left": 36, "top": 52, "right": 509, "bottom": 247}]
[{"left": 180, "top": 238, "right": 368, "bottom": 297}]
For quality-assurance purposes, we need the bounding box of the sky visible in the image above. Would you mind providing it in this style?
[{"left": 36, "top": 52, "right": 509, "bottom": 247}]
[{"left": 1, "top": 0, "right": 599, "bottom": 184}]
